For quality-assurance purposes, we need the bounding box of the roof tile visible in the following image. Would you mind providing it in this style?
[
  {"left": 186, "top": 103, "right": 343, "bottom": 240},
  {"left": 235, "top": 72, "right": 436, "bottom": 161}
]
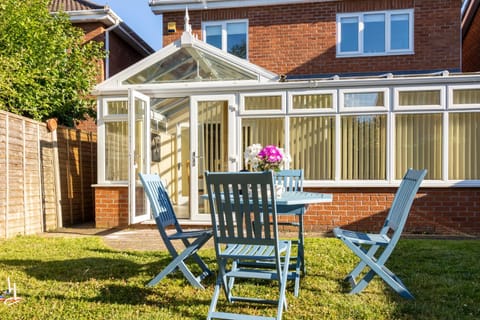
[{"left": 49, "top": 0, "right": 106, "bottom": 12}]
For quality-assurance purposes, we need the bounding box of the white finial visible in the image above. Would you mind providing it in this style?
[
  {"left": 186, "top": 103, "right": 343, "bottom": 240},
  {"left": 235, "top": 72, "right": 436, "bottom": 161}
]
[{"left": 184, "top": 7, "right": 192, "bottom": 34}]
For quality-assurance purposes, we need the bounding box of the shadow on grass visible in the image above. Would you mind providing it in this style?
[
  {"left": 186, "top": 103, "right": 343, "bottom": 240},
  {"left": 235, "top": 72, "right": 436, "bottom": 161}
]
[{"left": 1, "top": 252, "right": 216, "bottom": 285}]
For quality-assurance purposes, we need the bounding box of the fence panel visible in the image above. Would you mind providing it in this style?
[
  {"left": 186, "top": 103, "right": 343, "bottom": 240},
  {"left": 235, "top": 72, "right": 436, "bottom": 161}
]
[{"left": 0, "top": 111, "right": 96, "bottom": 238}]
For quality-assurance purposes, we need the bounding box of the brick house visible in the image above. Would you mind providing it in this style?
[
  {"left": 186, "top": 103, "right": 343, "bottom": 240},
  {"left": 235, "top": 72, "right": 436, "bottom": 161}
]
[
  {"left": 49, "top": 0, "right": 155, "bottom": 131},
  {"left": 93, "top": 0, "right": 480, "bottom": 236}
]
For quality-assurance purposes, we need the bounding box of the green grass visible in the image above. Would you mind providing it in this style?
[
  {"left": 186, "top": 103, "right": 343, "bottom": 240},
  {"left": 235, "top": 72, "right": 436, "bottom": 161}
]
[{"left": 0, "top": 236, "right": 479, "bottom": 319}]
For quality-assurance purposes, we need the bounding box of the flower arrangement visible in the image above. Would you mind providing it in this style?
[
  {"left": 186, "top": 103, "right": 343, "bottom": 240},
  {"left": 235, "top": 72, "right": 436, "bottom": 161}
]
[{"left": 244, "top": 144, "right": 289, "bottom": 171}]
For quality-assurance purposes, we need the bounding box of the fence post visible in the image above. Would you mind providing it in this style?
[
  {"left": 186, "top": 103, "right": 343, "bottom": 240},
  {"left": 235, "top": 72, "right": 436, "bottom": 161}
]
[{"left": 51, "top": 126, "right": 63, "bottom": 228}]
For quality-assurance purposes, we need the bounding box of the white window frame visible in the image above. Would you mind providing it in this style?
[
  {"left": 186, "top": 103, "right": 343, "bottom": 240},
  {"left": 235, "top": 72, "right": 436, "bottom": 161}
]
[
  {"left": 239, "top": 92, "right": 286, "bottom": 116},
  {"left": 202, "top": 19, "right": 249, "bottom": 59},
  {"left": 337, "top": 9, "right": 414, "bottom": 57},
  {"left": 448, "top": 84, "right": 480, "bottom": 110},
  {"left": 339, "top": 88, "right": 389, "bottom": 112},
  {"left": 98, "top": 97, "right": 129, "bottom": 184},
  {"left": 287, "top": 89, "right": 337, "bottom": 114},
  {"left": 394, "top": 86, "right": 446, "bottom": 111}
]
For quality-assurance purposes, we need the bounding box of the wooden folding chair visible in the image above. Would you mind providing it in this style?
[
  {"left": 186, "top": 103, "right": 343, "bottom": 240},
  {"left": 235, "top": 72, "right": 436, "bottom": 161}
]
[
  {"left": 205, "top": 171, "right": 291, "bottom": 320},
  {"left": 139, "top": 173, "right": 213, "bottom": 289},
  {"left": 333, "top": 168, "right": 427, "bottom": 299}
]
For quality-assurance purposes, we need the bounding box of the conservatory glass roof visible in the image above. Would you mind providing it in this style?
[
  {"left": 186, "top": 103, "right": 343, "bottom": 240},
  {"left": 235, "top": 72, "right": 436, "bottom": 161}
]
[
  {"left": 124, "top": 46, "right": 258, "bottom": 84},
  {"left": 94, "top": 10, "right": 277, "bottom": 91}
]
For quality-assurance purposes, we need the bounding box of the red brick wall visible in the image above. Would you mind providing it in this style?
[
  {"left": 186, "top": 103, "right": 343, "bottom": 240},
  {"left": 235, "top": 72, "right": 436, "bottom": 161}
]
[
  {"left": 94, "top": 187, "right": 129, "bottom": 228},
  {"left": 304, "top": 187, "right": 480, "bottom": 236},
  {"left": 462, "top": 4, "right": 480, "bottom": 72},
  {"left": 107, "top": 31, "right": 147, "bottom": 77},
  {"left": 162, "top": 0, "right": 461, "bottom": 76},
  {"left": 94, "top": 185, "right": 480, "bottom": 236}
]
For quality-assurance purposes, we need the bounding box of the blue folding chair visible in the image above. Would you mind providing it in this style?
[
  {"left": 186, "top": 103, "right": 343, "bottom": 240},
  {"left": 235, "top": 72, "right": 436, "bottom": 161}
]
[
  {"left": 333, "top": 168, "right": 427, "bottom": 299},
  {"left": 139, "top": 173, "right": 213, "bottom": 289},
  {"left": 274, "top": 169, "right": 305, "bottom": 297},
  {"left": 205, "top": 171, "right": 292, "bottom": 320}
]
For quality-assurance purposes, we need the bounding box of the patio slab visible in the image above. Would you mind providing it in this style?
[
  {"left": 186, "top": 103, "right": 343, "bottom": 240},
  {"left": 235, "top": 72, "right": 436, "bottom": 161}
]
[{"left": 40, "top": 223, "right": 331, "bottom": 251}]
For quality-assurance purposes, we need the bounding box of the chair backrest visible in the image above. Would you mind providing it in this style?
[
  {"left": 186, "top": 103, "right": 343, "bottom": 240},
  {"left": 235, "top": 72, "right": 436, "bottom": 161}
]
[
  {"left": 138, "top": 173, "right": 180, "bottom": 231},
  {"left": 205, "top": 171, "right": 279, "bottom": 247},
  {"left": 274, "top": 169, "right": 304, "bottom": 192},
  {"left": 382, "top": 168, "right": 427, "bottom": 236}
]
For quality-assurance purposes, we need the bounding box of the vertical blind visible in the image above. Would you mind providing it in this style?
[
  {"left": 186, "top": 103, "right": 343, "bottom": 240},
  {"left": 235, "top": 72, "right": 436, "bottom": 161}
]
[
  {"left": 341, "top": 115, "right": 387, "bottom": 180},
  {"left": 198, "top": 101, "right": 228, "bottom": 173},
  {"left": 242, "top": 117, "right": 284, "bottom": 170},
  {"left": 290, "top": 116, "right": 335, "bottom": 180},
  {"left": 105, "top": 100, "right": 128, "bottom": 181},
  {"left": 105, "top": 121, "right": 128, "bottom": 181},
  {"left": 449, "top": 112, "right": 480, "bottom": 179},
  {"left": 395, "top": 113, "right": 442, "bottom": 179},
  {"left": 292, "top": 94, "right": 333, "bottom": 109}
]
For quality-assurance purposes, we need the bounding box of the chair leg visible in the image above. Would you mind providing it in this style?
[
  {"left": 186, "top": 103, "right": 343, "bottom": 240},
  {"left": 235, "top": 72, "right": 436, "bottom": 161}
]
[
  {"left": 298, "top": 213, "right": 305, "bottom": 275},
  {"left": 345, "top": 244, "right": 380, "bottom": 282},
  {"left": 147, "top": 235, "right": 212, "bottom": 289},
  {"left": 277, "top": 243, "right": 291, "bottom": 319},
  {"left": 147, "top": 252, "right": 204, "bottom": 289},
  {"left": 206, "top": 279, "right": 222, "bottom": 320},
  {"left": 345, "top": 241, "right": 414, "bottom": 299}
]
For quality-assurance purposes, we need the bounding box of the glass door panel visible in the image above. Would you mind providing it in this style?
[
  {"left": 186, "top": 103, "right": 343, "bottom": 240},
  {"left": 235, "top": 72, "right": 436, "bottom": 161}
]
[
  {"left": 128, "top": 89, "right": 151, "bottom": 224},
  {"left": 190, "top": 95, "right": 236, "bottom": 220}
]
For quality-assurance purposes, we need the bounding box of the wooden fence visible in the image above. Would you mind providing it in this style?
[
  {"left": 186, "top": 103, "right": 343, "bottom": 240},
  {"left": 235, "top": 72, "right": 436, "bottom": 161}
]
[{"left": 0, "top": 111, "right": 96, "bottom": 239}]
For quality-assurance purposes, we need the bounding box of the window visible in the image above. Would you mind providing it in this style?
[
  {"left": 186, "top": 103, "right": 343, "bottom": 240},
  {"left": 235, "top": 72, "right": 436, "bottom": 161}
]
[
  {"left": 290, "top": 116, "right": 335, "bottom": 180},
  {"left": 289, "top": 90, "right": 337, "bottom": 113},
  {"left": 240, "top": 93, "right": 286, "bottom": 115},
  {"left": 341, "top": 115, "right": 387, "bottom": 180},
  {"left": 395, "top": 87, "right": 445, "bottom": 110},
  {"left": 449, "top": 112, "right": 480, "bottom": 180},
  {"left": 450, "top": 86, "right": 480, "bottom": 109},
  {"left": 102, "top": 99, "right": 129, "bottom": 182},
  {"left": 337, "top": 9, "right": 413, "bottom": 56},
  {"left": 395, "top": 113, "right": 442, "bottom": 180},
  {"left": 340, "top": 89, "right": 388, "bottom": 112},
  {"left": 203, "top": 20, "right": 248, "bottom": 59}
]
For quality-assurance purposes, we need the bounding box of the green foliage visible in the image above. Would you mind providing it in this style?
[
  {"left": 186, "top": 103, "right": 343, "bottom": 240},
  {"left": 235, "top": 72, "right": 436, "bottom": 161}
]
[
  {"left": 0, "top": 0, "right": 105, "bottom": 126},
  {"left": 0, "top": 236, "right": 479, "bottom": 319}
]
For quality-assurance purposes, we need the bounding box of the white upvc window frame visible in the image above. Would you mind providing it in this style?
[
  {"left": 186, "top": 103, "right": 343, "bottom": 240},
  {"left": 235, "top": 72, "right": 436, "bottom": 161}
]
[
  {"left": 339, "top": 88, "right": 389, "bottom": 112},
  {"left": 448, "top": 84, "right": 480, "bottom": 110},
  {"left": 394, "top": 86, "right": 446, "bottom": 111},
  {"left": 97, "top": 97, "right": 129, "bottom": 185},
  {"left": 239, "top": 92, "right": 286, "bottom": 116},
  {"left": 337, "top": 9, "right": 414, "bottom": 57},
  {"left": 202, "top": 19, "right": 249, "bottom": 59},
  {"left": 287, "top": 89, "right": 337, "bottom": 114}
]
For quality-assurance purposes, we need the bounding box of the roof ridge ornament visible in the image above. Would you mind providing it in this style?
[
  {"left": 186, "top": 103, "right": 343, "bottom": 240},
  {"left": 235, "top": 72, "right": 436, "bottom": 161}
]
[
  {"left": 181, "top": 6, "right": 194, "bottom": 45},
  {"left": 185, "top": 7, "right": 192, "bottom": 34}
]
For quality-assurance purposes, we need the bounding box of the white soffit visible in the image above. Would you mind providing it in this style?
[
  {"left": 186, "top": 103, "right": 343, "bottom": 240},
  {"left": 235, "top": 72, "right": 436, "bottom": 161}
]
[{"left": 150, "top": 0, "right": 338, "bottom": 13}]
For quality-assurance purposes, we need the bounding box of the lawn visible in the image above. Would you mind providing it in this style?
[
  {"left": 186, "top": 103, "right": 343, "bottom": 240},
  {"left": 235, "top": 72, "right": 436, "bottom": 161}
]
[{"left": 0, "top": 235, "right": 479, "bottom": 319}]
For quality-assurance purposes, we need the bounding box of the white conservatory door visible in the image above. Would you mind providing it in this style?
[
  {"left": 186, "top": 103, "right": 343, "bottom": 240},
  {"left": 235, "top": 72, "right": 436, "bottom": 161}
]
[
  {"left": 128, "top": 89, "right": 151, "bottom": 224},
  {"left": 190, "top": 95, "right": 237, "bottom": 220}
]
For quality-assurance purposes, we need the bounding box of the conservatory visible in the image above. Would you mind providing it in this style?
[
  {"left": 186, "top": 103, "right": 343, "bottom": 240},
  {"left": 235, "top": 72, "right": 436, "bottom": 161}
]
[{"left": 93, "top": 23, "right": 480, "bottom": 228}]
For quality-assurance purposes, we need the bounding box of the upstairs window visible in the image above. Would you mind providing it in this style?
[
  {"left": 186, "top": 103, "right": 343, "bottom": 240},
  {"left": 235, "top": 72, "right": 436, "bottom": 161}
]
[
  {"left": 203, "top": 20, "right": 248, "bottom": 59},
  {"left": 337, "top": 9, "right": 413, "bottom": 57}
]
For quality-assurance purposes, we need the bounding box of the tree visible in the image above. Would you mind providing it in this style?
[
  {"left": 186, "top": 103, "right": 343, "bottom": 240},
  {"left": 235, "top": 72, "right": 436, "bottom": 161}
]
[{"left": 0, "top": 0, "right": 105, "bottom": 127}]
